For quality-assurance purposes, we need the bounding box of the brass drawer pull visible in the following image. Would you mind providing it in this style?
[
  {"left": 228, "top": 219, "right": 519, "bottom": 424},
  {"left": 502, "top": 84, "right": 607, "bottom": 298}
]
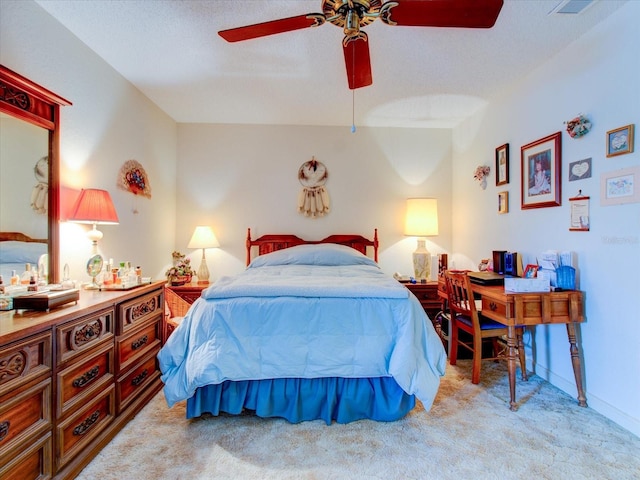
[
  {"left": 489, "top": 302, "right": 498, "bottom": 312},
  {"left": 72, "top": 366, "right": 100, "bottom": 388},
  {"left": 131, "top": 369, "right": 148, "bottom": 387},
  {"left": 73, "top": 409, "right": 100, "bottom": 436},
  {"left": 0, "top": 421, "right": 9, "bottom": 442},
  {"left": 131, "top": 335, "right": 148, "bottom": 350}
]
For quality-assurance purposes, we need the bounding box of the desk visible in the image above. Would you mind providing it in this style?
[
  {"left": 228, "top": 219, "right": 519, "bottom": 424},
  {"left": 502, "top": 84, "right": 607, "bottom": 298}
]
[{"left": 470, "top": 283, "right": 586, "bottom": 411}]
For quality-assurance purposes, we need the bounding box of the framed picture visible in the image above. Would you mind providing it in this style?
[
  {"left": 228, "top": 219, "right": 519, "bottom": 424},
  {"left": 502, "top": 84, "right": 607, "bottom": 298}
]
[
  {"left": 600, "top": 166, "right": 640, "bottom": 206},
  {"left": 568, "top": 157, "right": 592, "bottom": 182},
  {"left": 495, "top": 143, "right": 509, "bottom": 186},
  {"left": 521, "top": 132, "right": 562, "bottom": 209},
  {"left": 569, "top": 194, "right": 590, "bottom": 231},
  {"left": 498, "top": 191, "right": 509, "bottom": 214},
  {"left": 606, "top": 124, "right": 634, "bottom": 157},
  {"left": 523, "top": 264, "right": 539, "bottom": 278}
]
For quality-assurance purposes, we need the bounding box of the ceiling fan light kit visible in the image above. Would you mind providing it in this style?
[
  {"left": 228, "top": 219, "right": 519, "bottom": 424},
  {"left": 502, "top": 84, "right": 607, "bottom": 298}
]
[{"left": 218, "top": 0, "right": 504, "bottom": 90}]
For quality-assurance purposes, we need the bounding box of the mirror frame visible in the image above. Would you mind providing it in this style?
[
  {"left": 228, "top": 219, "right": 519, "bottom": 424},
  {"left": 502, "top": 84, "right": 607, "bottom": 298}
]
[{"left": 0, "top": 65, "right": 72, "bottom": 283}]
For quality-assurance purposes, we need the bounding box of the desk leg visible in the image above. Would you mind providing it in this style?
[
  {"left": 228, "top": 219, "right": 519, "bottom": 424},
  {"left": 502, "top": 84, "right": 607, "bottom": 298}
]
[
  {"left": 566, "top": 322, "right": 588, "bottom": 407},
  {"left": 507, "top": 325, "right": 517, "bottom": 411}
]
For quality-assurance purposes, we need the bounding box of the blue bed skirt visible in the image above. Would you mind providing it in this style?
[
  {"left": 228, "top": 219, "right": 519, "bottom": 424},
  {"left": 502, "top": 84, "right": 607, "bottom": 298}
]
[{"left": 186, "top": 376, "right": 415, "bottom": 425}]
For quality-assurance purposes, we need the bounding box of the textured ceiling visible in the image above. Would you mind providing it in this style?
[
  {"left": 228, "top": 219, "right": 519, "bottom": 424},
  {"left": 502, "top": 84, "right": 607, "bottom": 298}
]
[{"left": 35, "top": 0, "right": 628, "bottom": 128}]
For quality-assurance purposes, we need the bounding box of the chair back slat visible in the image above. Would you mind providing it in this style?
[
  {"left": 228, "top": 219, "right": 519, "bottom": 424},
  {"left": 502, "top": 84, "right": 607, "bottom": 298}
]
[{"left": 444, "top": 270, "right": 481, "bottom": 335}]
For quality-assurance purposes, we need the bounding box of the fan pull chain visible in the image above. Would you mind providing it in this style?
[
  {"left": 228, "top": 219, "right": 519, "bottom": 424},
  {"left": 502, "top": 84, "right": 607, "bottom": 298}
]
[
  {"left": 351, "top": 88, "right": 356, "bottom": 133},
  {"left": 351, "top": 41, "right": 356, "bottom": 134}
]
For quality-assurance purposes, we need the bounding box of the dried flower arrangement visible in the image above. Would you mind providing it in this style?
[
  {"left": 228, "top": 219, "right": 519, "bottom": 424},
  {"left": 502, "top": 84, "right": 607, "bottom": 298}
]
[
  {"left": 473, "top": 165, "right": 491, "bottom": 189},
  {"left": 165, "top": 251, "right": 194, "bottom": 285}
]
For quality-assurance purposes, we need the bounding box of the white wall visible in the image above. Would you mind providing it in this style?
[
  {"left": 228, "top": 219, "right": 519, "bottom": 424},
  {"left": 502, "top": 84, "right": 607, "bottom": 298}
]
[
  {"left": 175, "top": 123, "right": 453, "bottom": 278},
  {"left": 452, "top": 1, "right": 640, "bottom": 436},
  {"left": 1, "top": 0, "right": 178, "bottom": 281}
]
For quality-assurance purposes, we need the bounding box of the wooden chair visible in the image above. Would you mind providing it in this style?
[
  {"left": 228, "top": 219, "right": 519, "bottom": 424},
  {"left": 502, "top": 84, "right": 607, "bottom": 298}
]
[{"left": 445, "top": 270, "right": 528, "bottom": 384}]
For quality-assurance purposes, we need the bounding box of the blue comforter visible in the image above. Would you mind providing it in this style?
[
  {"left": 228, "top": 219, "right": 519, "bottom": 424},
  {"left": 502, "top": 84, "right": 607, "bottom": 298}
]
[{"left": 158, "top": 244, "right": 446, "bottom": 410}]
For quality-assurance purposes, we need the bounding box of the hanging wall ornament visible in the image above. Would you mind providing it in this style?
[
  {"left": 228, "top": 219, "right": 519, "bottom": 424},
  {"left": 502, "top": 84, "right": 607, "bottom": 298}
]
[
  {"left": 117, "top": 159, "right": 152, "bottom": 198},
  {"left": 564, "top": 114, "right": 592, "bottom": 139},
  {"left": 30, "top": 155, "right": 48, "bottom": 214},
  {"left": 297, "top": 157, "right": 330, "bottom": 218}
]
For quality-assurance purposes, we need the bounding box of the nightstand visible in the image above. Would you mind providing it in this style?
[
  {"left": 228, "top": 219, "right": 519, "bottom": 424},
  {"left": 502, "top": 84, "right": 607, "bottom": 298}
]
[
  {"left": 402, "top": 280, "right": 449, "bottom": 352},
  {"left": 164, "top": 283, "right": 206, "bottom": 341},
  {"left": 401, "top": 280, "right": 441, "bottom": 319}
]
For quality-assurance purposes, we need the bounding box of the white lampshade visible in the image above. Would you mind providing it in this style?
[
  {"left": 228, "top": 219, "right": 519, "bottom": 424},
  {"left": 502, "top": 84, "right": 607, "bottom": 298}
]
[
  {"left": 188, "top": 226, "right": 220, "bottom": 249},
  {"left": 404, "top": 198, "right": 439, "bottom": 237},
  {"left": 188, "top": 226, "right": 219, "bottom": 284},
  {"left": 404, "top": 198, "right": 439, "bottom": 283}
]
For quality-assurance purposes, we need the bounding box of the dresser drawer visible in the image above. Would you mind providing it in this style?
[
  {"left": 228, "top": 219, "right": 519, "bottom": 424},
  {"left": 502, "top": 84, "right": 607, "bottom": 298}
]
[
  {"left": 0, "top": 431, "right": 52, "bottom": 480},
  {"left": 0, "top": 378, "right": 51, "bottom": 460},
  {"left": 116, "top": 347, "right": 161, "bottom": 414},
  {"left": 0, "top": 331, "right": 52, "bottom": 397},
  {"left": 56, "top": 384, "right": 115, "bottom": 470},
  {"left": 56, "top": 342, "right": 114, "bottom": 418},
  {"left": 116, "top": 317, "right": 162, "bottom": 374},
  {"left": 117, "top": 289, "right": 163, "bottom": 335},
  {"left": 57, "top": 308, "right": 114, "bottom": 366}
]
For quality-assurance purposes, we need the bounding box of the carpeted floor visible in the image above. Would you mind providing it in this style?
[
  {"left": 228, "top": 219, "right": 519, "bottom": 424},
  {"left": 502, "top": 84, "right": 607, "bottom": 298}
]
[{"left": 77, "top": 360, "right": 639, "bottom": 480}]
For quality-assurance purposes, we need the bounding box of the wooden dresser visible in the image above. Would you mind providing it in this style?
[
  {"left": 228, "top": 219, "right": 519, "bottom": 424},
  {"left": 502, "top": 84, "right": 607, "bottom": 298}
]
[{"left": 0, "top": 281, "right": 165, "bottom": 480}]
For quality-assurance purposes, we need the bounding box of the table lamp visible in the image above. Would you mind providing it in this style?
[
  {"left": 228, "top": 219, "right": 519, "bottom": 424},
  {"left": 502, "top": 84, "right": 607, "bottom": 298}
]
[
  {"left": 69, "top": 188, "right": 119, "bottom": 253},
  {"left": 68, "top": 188, "right": 119, "bottom": 288},
  {"left": 188, "top": 226, "right": 219, "bottom": 284},
  {"left": 404, "top": 198, "right": 439, "bottom": 283}
]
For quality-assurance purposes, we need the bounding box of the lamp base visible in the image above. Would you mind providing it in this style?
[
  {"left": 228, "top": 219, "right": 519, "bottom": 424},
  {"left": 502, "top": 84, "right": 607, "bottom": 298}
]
[
  {"left": 412, "top": 239, "right": 431, "bottom": 283},
  {"left": 196, "top": 250, "right": 210, "bottom": 285}
]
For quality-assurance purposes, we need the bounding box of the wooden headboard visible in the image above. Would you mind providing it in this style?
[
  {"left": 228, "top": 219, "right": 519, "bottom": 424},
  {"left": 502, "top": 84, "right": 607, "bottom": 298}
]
[
  {"left": 0, "top": 232, "right": 47, "bottom": 243},
  {"left": 246, "top": 228, "right": 378, "bottom": 266}
]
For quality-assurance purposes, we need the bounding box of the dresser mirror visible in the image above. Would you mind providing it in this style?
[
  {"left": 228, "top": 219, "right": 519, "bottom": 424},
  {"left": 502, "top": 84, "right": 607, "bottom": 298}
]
[{"left": 0, "top": 65, "right": 71, "bottom": 283}]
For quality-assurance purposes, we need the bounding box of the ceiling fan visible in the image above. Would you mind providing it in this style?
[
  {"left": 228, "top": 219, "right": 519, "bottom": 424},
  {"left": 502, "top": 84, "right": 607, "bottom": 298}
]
[{"left": 219, "top": 0, "right": 504, "bottom": 90}]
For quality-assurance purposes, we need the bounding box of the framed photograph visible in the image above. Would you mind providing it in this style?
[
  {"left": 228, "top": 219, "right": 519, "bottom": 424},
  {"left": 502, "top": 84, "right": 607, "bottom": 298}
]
[
  {"left": 600, "top": 166, "right": 640, "bottom": 206},
  {"left": 606, "top": 124, "right": 634, "bottom": 157},
  {"left": 521, "top": 132, "right": 562, "bottom": 209},
  {"left": 495, "top": 143, "right": 509, "bottom": 186},
  {"left": 523, "top": 264, "right": 539, "bottom": 278},
  {"left": 498, "top": 191, "right": 509, "bottom": 214}
]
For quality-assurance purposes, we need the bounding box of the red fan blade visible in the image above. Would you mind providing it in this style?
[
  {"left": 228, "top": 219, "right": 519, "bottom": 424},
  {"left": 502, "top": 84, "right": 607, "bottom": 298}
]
[
  {"left": 343, "top": 34, "right": 372, "bottom": 90},
  {"left": 219, "top": 14, "right": 325, "bottom": 42},
  {"left": 380, "top": 0, "right": 504, "bottom": 29}
]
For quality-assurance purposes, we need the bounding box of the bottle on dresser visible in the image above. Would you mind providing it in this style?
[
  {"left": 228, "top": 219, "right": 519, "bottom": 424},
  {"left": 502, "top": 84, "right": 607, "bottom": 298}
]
[
  {"left": 21, "top": 263, "right": 33, "bottom": 284},
  {"left": 10, "top": 270, "right": 20, "bottom": 286}
]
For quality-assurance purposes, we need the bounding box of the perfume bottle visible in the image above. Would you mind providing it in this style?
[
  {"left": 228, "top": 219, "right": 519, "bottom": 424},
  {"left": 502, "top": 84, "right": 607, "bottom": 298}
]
[
  {"left": 21, "top": 264, "right": 32, "bottom": 284},
  {"left": 10, "top": 270, "right": 19, "bottom": 285}
]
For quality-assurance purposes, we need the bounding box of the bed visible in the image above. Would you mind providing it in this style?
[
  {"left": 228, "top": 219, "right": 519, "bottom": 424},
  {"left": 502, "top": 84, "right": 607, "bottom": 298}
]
[
  {"left": 158, "top": 229, "right": 446, "bottom": 424},
  {"left": 0, "top": 232, "right": 48, "bottom": 282}
]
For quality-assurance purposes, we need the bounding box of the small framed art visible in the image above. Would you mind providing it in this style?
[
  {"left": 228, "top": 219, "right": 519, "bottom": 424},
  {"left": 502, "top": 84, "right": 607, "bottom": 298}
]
[
  {"left": 600, "top": 166, "right": 640, "bottom": 206},
  {"left": 606, "top": 124, "right": 634, "bottom": 157},
  {"left": 569, "top": 194, "right": 590, "bottom": 231},
  {"left": 523, "top": 264, "right": 539, "bottom": 278},
  {"left": 498, "top": 191, "right": 509, "bottom": 214},
  {"left": 521, "top": 132, "right": 562, "bottom": 209},
  {"left": 495, "top": 143, "right": 509, "bottom": 186}
]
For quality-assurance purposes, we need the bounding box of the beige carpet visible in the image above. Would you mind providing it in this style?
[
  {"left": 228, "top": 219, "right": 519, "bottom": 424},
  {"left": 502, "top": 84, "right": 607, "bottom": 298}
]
[{"left": 77, "top": 361, "right": 639, "bottom": 479}]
